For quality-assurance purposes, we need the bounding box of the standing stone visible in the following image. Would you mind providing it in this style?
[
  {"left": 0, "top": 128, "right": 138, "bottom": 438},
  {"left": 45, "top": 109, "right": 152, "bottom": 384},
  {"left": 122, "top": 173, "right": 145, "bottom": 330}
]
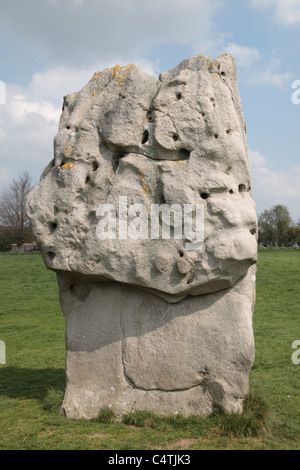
[
  {"left": 27, "top": 55, "right": 258, "bottom": 419},
  {"left": 0, "top": 341, "right": 5, "bottom": 365}
]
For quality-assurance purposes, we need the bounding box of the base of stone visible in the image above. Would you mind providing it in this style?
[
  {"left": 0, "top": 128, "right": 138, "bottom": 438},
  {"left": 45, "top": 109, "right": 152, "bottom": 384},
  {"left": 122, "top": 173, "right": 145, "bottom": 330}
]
[{"left": 57, "top": 267, "right": 256, "bottom": 420}]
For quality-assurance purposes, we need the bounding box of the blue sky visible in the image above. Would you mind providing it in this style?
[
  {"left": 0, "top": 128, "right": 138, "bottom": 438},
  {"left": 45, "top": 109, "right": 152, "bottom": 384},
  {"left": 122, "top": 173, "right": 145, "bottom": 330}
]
[{"left": 0, "top": 0, "right": 299, "bottom": 220}]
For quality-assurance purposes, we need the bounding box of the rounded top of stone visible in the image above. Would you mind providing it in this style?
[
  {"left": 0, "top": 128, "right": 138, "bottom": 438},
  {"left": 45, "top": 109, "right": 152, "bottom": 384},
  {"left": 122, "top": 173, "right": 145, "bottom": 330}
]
[{"left": 27, "top": 55, "right": 257, "bottom": 302}]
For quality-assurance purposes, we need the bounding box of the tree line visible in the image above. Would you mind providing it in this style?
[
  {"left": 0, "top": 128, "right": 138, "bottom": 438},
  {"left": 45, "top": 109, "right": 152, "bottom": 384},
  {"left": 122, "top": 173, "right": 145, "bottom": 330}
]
[
  {"left": 258, "top": 205, "right": 300, "bottom": 247},
  {"left": 0, "top": 172, "right": 299, "bottom": 251}
]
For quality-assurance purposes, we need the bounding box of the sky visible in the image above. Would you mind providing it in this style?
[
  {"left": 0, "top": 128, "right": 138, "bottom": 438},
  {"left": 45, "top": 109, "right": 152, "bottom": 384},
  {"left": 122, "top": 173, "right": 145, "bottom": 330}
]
[{"left": 0, "top": 0, "right": 299, "bottom": 221}]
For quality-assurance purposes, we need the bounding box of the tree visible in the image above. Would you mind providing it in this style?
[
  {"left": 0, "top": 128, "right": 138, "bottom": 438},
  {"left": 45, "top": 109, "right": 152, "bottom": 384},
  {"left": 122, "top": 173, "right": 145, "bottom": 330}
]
[
  {"left": 258, "top": 205, "right": 293, "bottom": 246},
  {"left": 288, "top": 226, "right": 300, "bottom": 246},
  {"left": 0, "top": 171, "right": 33, "bottom": 247}
]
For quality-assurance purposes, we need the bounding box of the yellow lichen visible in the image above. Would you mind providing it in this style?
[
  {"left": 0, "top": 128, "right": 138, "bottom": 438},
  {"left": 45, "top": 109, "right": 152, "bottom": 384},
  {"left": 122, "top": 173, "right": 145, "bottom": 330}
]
[
  {"left": 112, "top": 65, "right": 121, "bottom": 79},
  {"left": 63, "top": 144, "right": 75, "bottom": 162},
  {"left": 93, "top": 71, "right": 103, "bottom": 81},
  {"left": 196, "top": 55, "right": 210, "bottom": 60},
  {"left": 169, "top": 160, "right": 186, "bottom": 167},
  {"left": 111, "top": 64, "right": 135, "bottom": 86},
  {"left": 137, "top": 169, "right": 150, "bottom": 195},
  {"left": 138, "top": 169, "right": 145, "bottom": 180},
  {"left": 62, "top": 162, "right": 75, "bottom": 169}
]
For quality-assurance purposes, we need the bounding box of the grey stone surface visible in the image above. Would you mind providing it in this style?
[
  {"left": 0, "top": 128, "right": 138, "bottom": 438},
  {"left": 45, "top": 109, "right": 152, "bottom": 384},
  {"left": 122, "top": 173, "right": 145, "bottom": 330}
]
[
  {"left": 27, "top": 54, "right": 258, "bottom": 419},
  {"left": 58, "top": 266, "right": 256, "bottom": 419}
]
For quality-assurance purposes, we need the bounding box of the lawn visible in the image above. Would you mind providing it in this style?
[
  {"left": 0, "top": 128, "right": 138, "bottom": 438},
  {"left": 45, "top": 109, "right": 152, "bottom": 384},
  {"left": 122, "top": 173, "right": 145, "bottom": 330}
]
[{"left": 0, "top": 249, "right": 299, "bottom": 450}]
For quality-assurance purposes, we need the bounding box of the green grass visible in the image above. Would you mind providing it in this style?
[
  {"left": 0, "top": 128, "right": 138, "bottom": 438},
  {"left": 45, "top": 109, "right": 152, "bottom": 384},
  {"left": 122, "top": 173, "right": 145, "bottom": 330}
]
[{"left": 0, "top": 249, "right": 299, "bottom": 450}]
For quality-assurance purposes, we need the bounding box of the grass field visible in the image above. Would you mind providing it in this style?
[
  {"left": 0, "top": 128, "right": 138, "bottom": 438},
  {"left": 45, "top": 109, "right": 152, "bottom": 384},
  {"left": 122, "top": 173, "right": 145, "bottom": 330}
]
[{"left": 0, "top": 249, "right": 299, "bottom": 450}]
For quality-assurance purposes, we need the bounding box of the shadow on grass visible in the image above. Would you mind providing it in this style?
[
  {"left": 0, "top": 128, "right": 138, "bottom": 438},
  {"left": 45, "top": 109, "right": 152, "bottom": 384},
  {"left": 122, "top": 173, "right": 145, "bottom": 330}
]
[{"left": 0, "top": 366, "right": 65, "bottom": 400}]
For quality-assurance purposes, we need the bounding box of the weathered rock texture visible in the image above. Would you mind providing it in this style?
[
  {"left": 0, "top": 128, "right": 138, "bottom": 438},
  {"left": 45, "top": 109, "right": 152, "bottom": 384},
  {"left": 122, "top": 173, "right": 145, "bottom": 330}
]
[{"left": 27, "top": 54, "right": 258, "bottom": 419}]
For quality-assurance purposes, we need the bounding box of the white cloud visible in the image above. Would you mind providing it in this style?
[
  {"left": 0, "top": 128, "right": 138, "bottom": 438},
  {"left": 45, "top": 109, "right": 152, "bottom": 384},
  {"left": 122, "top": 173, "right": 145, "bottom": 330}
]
[
  {"left": 0, "top": 0, "right": 222, "bottom": 68},
  {"left": 0, "top": 79, "right": 64, "bottom": 190},
  {"left": 249, "top": 149, "right": 300, "bottom": 220},
  {"left": 251, "top": 0, "right": 300, "bottom": 26},
  {"left": 247, "top": 58, "right": 293, "bottom": 89},
  {"left": 10, "top": 94, "right": 60, "bottom": 123},
  {"left": 221, "top": 41, "right": 292, "bottom": 89},
  {"left": 0, "top": 93, "right": 58, "bottom": 190},
  {"left": 224, "top": 42, "right": 260, "bottom": 69}
]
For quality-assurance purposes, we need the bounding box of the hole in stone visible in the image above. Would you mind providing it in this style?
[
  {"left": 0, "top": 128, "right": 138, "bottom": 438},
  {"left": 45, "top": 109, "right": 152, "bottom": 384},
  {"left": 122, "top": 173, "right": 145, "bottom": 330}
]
[
  {"left": 221, "top": 71, "right": 226, "bottom": 77},
  {"left": 239, "top": 184, "right": 247, "bottom": 193},
  {"left": 176, "top": 92, "right": 182, "bottom": 100},
  {"left": 199, "top": 366, "right": 210, "bottom": 377},
  {"left": 201, "top": 193, "right": 209, "bottom": 200},
  {"left": 85, "top": 175, "right": 90, "bottom": 184},
  {"left": 66, "top": 126, "right": 70, "bottom": 130},
  {"left": 172, "top": 134, "right": 179, "bottom": 141},
  {"left": 142, "top": 129, "right": 149, "bottom": 144},
  {"left": 229, "top": 189, "right": 234, "bottom": 194},
  {"left": 210, "top": 97, "right": 215, "bottom": 102},
  {"left": 201, "top": 112, "right": 206, "bottom": 117},
  {"left": 92, "top": 161, "right": 99, "bottom": 171},
  {"left": 147, "top": 110, "right": 154, "bottom": 122},
  {"left": 49, "top": 222, "right": 57, "bottom": 233},
  {"left": 179, "top": 149, "right": 190, "bottom": 160},
  {"left": 47, "top": 251, "right": 56, "bottom": 261},
  {"left": 160, "top": 195, "right": 167, "bottom": 205},
  {"left": 214, "top": 133, "right": 219, "bottom": 139},
  {"left": 250, "top": 228, "right": 257, "bottom": 236},
  {"left": 226, "top": 129, "right": 231, "bottom": 134},
  {"left": 179, "top": 251, "right": 184, "bottom": 258},
  {"left": 112, "top": 153, "right": 125, "bottom": 172}
]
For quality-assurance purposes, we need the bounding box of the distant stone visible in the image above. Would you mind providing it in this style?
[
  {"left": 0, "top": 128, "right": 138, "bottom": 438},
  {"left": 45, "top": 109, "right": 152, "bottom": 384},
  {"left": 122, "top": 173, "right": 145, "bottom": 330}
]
[
  {"left": 0, "top": 341, "right": 6, "bottom": 365},
  {"left": 27, "top": 54, "right": 258, "bottom": 419}
]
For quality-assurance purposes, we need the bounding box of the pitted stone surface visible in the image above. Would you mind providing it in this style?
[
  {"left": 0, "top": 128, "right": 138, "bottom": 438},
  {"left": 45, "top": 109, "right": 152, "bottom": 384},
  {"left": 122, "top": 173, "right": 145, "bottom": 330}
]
[
  {"left": 27, "top": 55, "right": 258, "bottom": 419},
  {"left": 27, "top": 55, "right": 257, "bottom": 302}
]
